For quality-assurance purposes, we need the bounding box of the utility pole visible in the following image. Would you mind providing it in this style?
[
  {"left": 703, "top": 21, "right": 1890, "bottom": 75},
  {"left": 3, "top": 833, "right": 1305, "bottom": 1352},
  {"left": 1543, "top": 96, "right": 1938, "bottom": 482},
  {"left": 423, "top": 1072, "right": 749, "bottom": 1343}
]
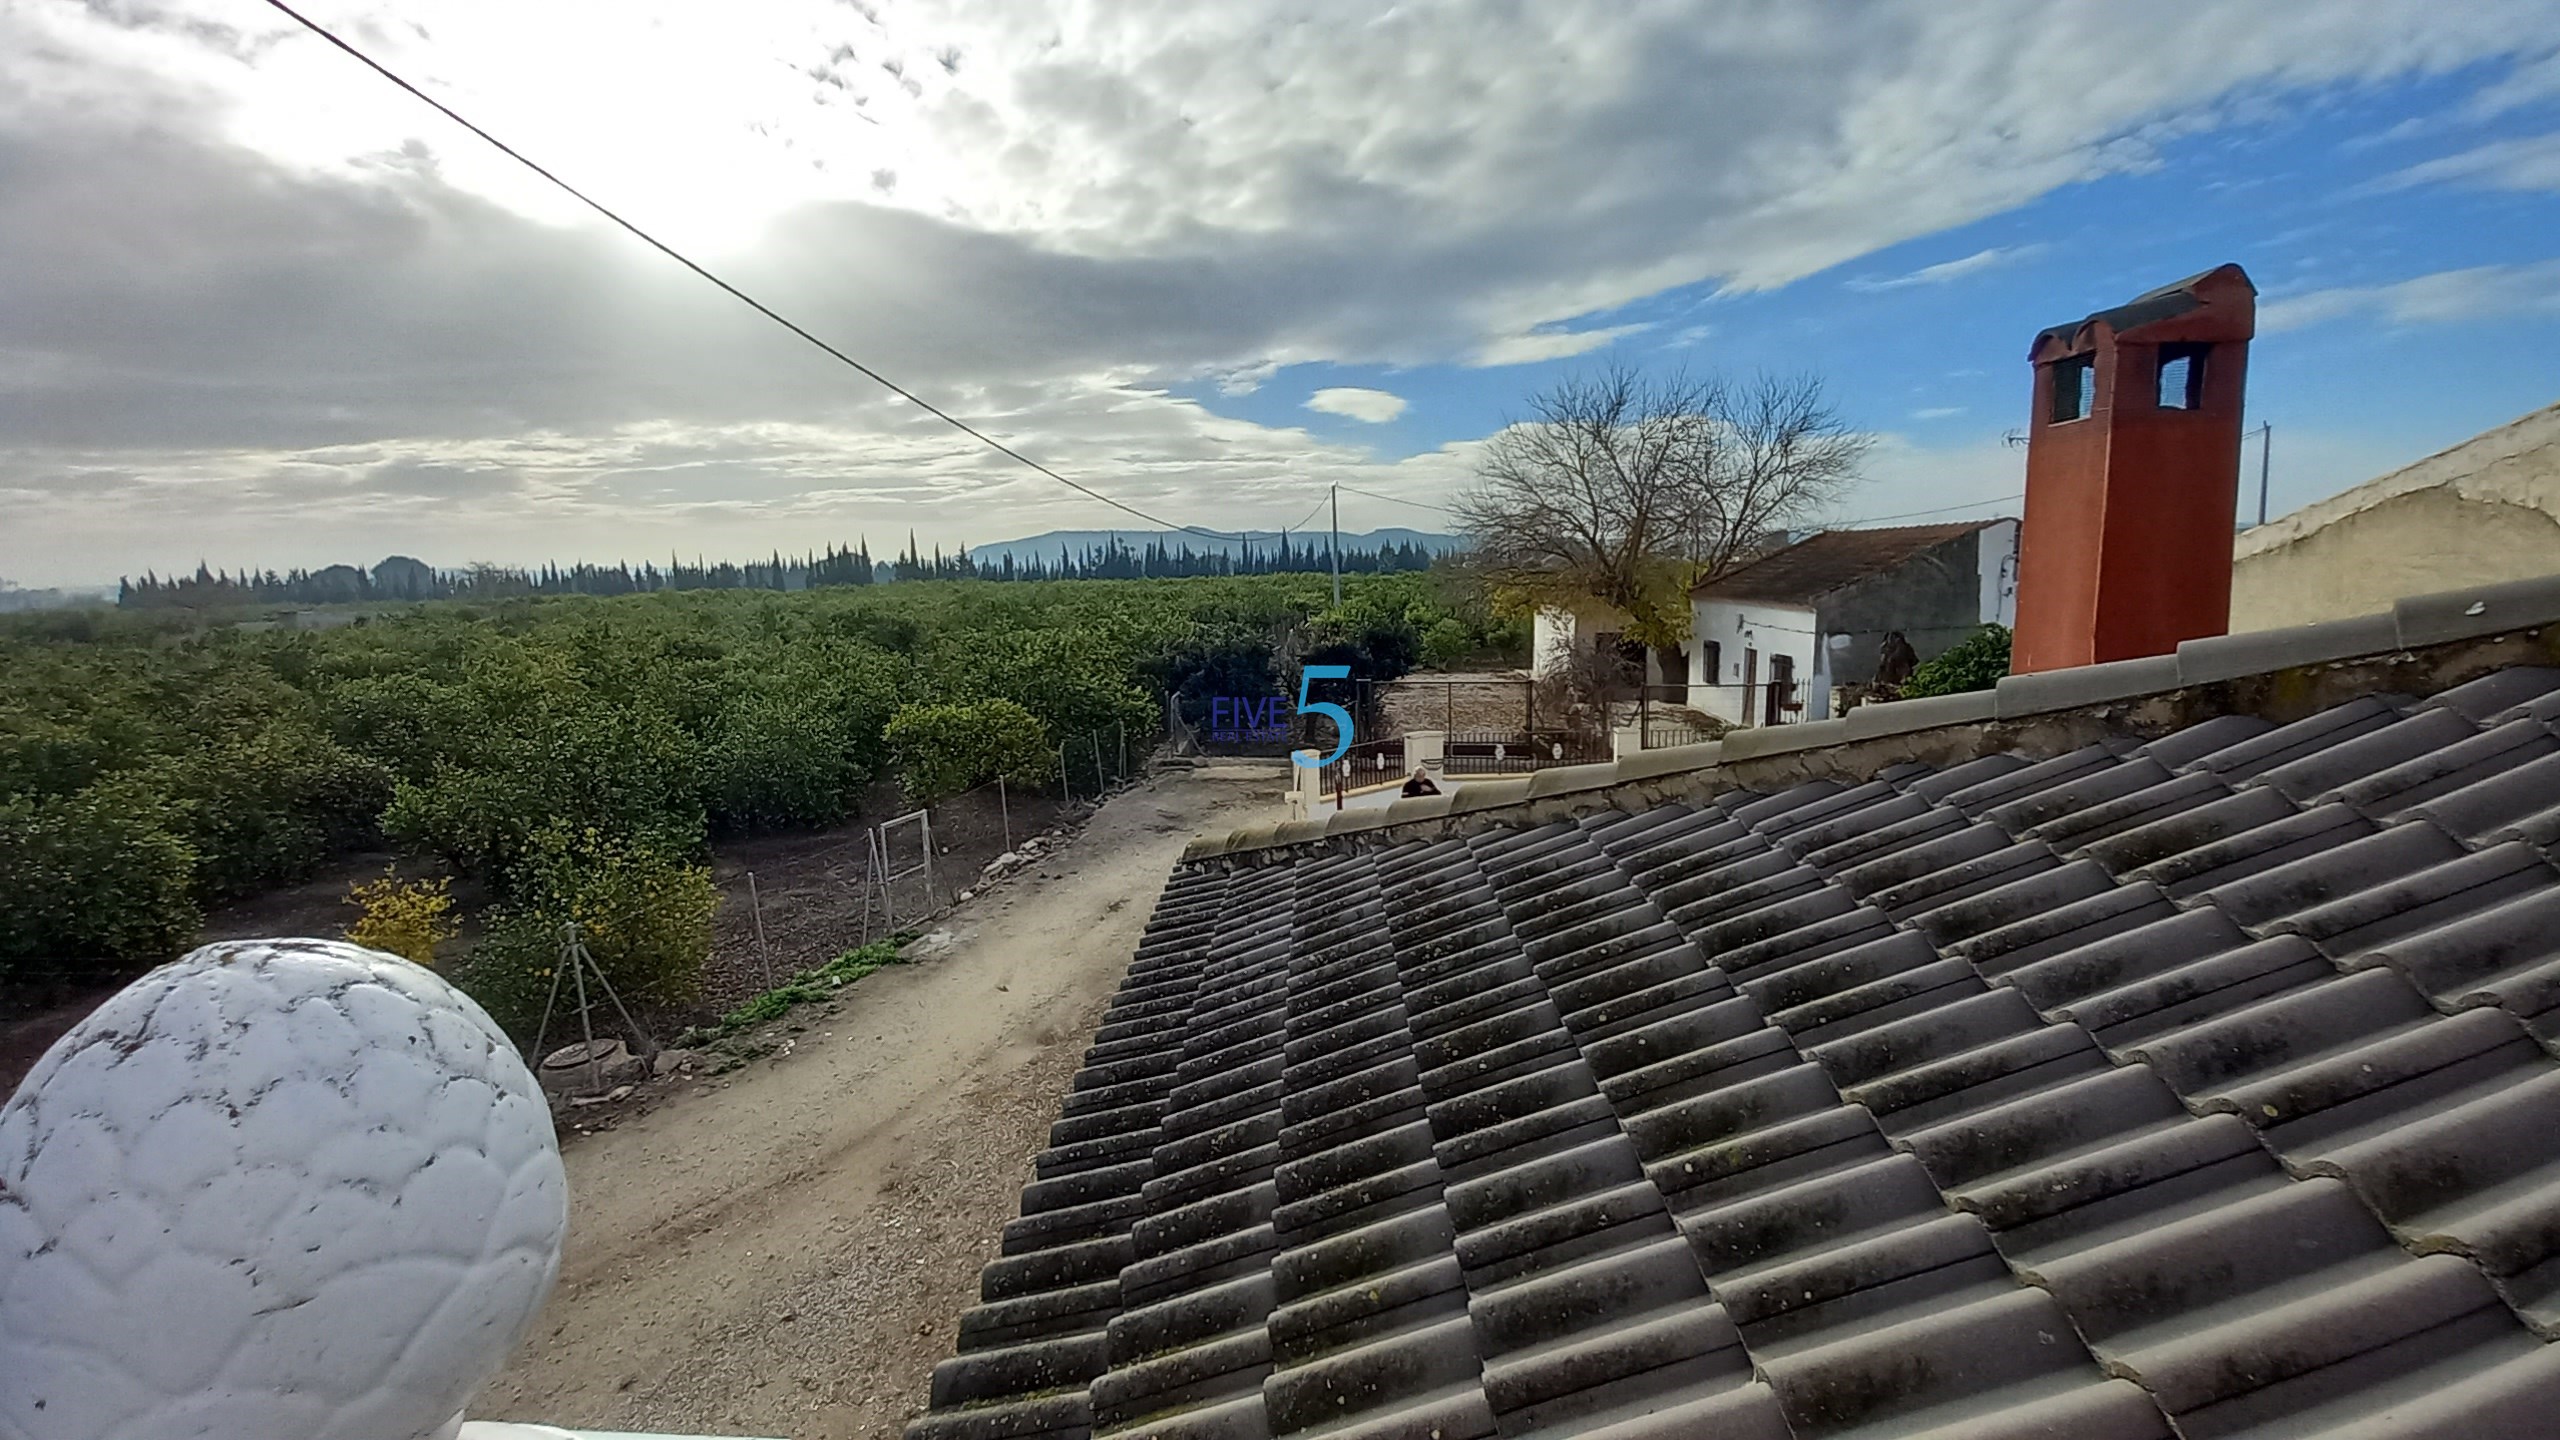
[
  {"left": 1329, "top": 484, "right": 1342, "bottom": 609},
  {"left": 2254, "top": 422, "right": 2273, "bottom": 528}
]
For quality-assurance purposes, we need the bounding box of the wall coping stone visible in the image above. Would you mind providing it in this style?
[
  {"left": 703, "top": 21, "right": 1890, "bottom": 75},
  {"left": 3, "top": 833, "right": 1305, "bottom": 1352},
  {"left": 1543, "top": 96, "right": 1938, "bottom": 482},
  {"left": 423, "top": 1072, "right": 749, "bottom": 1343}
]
[{"left": 1180, "top": 574, "right": 2560, "bottom": 862}]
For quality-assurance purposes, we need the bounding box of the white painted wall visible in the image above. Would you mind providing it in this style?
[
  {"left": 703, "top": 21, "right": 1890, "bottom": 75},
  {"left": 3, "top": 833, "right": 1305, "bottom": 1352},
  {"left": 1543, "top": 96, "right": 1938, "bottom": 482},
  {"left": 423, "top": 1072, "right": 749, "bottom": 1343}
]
[
  {"left": 1979, "top": 518, "right": 2020, "bottom": 628},
  {"left": 1531, "top": 607, "right": 1576, "bottom": 677},
  {"left": 1531, "top": 598, "right": 1636, "bottom": 677},
  {"left": 1686, "top": 598, "right": 1821, "bottom": 726}
]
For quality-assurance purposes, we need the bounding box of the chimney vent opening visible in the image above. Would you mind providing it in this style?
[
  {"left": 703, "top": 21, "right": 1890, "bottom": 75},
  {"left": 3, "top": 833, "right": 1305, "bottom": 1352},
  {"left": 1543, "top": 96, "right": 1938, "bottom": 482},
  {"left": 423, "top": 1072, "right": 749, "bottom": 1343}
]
[
  {"left": 2156, "top": 343, "right": 2210, "bottom": 411},
  {"left": 2050, "top": 355, "right": 2095, "bottom": 424}
]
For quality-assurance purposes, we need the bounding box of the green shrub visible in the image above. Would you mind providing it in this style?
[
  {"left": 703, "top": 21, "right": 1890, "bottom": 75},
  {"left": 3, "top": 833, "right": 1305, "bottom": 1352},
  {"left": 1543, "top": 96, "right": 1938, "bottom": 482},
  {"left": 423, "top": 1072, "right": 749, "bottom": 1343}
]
[
  {"left": 1419, "top": 618, "right": 1475, "bottom": 670},
  {"left": 1300, "top": 595, "right": 1422, "bottom": 681},
  {"left": 101, "top": 730, "right": 392, "bottom": 904},
  {"left": 385, "top": 706, "right": 702, "bottom": 884},
  {"left": 883, "top": 698, "right": 1056, "bottom": 801},
  {"left": 1156, "top": 623, "right": 1279, "bottom": 731},
  {"left": 0, "top": 791, "right": 200, "bottom": 980},
  {"left": 456, "top": 824, "right": 717, "bottom": 1033},
  {"left": 696, "top": 687, "right": 868, "bottom": 833},
  {"left": 694, "top": 939, "right": 904, "bottom": 1036},
  {"left": 1902, "top": 624, "right": 2013, "bottom": 699},
  {"left": 1, "top": 572, "right": 1528, "bottom": 1010},
  {"left": 926, "top": 628, "right": 1156, "bottom": 744}
]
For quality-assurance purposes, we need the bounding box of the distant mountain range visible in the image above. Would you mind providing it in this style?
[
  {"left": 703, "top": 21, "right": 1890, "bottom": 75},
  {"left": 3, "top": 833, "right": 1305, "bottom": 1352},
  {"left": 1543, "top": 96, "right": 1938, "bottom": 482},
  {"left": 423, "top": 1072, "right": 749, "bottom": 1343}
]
[{"left": 966, "top": 526, "right": 1463, "bottom": 564}]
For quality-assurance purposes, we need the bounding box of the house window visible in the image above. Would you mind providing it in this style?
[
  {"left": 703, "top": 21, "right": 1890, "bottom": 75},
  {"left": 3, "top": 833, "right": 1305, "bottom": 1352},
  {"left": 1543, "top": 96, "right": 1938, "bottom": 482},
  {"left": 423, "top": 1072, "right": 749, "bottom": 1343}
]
[
  {"left": 2050, "top": 355, "right": 2095, "bottom": 424},
  {"left": 1703, "top": 641, "right": 1722, "bottom": 686},
  {"left": 2156, "top": 343, "right": 2209, "bottom": 410}
]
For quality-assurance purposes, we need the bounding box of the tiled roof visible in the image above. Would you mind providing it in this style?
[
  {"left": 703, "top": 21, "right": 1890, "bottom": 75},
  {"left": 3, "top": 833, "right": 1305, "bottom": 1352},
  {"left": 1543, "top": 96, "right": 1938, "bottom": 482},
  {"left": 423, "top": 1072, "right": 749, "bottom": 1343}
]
[
  {"left": 1690, "top": 523, "right": 1996, "bottom": 606},
  {"left": 908, "top": 660, "right": 2560, "bottom": 1440},
  {"left": 2031, "top": 263, "right": 2255, "bottom": 356}
]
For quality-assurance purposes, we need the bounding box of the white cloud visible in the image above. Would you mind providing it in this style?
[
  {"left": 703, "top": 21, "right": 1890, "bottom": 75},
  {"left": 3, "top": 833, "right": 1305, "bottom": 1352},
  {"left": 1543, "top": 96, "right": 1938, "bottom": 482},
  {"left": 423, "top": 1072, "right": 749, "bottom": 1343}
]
[
  {"left": 1846, "top": 245, "right": 2045, "bottom": 292},
  {"left": 1910, "top": 406, "right": 1967, "bottom": 420},
  {"left": 2258, "top": 259, "right": 2560, "bottom": 331},
  {"left": 1216, "top": 361, "right": 1280, "bottom": 396},
  {"left": 1305, "top": 387, "right": 1408, "bottom": 423},
  {"left": 1472, "top": 325, "right": 1653, "bottom": 368},
  {"left": 2467, "top": 47, "right": 2560, "bottom": 118},
  {"left": 1831, "top": 432, "right": 2023, "bottom": 523},
  {"left": 2379, "top": 130, "right": 2560, "bottom": 193},
  {"left": 6, "top": 0, "right": 2560, "bottom": 581}
]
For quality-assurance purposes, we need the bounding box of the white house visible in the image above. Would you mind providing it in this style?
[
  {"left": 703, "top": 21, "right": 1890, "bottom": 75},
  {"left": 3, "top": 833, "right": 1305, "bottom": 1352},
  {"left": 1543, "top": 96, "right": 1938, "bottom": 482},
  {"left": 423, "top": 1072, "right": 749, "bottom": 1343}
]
[
  {"left": 1531, "top": 596, "right": 1659, "bottom": 682},
  {"left": 1687, "top": 520, "right": 2019, "bottom": 726}
]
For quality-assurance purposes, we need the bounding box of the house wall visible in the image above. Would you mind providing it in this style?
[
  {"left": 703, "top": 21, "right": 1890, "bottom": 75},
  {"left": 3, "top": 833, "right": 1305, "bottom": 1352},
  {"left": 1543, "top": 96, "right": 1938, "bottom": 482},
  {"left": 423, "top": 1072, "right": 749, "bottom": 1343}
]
[
  {"left": 1530, "top": 598, "right": 1635, "bottom": 677},
  {"left": 1812, "top": 521, "right": 2020, "bottom": 686},
  {"left": 2230, "top": 401, "right": 2560, "bottom": 630},
  {"left": 1687, "top": 598, "right": 1820, "bottom": 726}
]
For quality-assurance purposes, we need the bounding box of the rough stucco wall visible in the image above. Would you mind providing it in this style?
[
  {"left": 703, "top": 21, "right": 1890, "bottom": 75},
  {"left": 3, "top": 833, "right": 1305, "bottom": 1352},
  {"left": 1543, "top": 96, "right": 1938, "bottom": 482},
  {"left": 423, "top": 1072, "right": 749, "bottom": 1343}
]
[
  {"left": 2231, "top": 488, "right": 2560, "bottom": 630},
  {"left": 2232, "top": 399, "right": 2560, "bottom": 629},
  {"left": 1818, "top": 530, "right": 1999, "bottom": 686}
]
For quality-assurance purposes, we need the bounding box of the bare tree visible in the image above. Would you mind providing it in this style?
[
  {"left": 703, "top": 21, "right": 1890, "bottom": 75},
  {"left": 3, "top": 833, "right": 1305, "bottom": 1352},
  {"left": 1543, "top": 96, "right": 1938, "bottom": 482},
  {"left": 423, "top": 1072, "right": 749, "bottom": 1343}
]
[{"left": 1459, "top": 365, "right": 1868, "bottom": 676}]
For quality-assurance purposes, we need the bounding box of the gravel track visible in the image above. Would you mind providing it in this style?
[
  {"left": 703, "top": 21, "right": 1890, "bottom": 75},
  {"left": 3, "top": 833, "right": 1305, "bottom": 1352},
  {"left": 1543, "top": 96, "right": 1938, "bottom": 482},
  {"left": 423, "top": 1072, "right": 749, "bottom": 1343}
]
[{"left": 473, "top": 765, "right": 1279, "bottom": 1439}]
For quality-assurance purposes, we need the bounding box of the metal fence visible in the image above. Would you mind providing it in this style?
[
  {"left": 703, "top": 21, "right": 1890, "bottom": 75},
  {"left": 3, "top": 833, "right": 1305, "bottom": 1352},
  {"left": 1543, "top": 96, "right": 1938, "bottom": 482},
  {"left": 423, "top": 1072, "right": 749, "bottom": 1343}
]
[
  {"left": 1325, "top": 736, "right": 1410, "bottom": 800},
  {"left": 1443, "top": 730, "right": 1611, "bottom": 775},
  {"left": 1639, "top": 716, "right": 1723, "bottom": 750}
]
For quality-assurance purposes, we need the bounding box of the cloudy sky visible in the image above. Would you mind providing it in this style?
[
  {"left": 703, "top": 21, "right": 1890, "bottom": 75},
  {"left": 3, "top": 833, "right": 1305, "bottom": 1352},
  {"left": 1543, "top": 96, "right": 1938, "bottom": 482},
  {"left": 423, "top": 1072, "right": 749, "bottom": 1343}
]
[{"left": 4, "top": 1, "right": 2560, "bottom": 587}]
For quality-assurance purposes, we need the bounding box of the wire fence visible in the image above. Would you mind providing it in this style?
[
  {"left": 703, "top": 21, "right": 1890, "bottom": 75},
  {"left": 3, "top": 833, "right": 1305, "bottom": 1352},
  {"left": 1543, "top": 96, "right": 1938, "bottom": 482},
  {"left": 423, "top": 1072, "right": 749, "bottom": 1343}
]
[
  {"left": 720, "top": 762, "right": 1088, "bottom": 1000},
  {"left": 1057, "top": 719, "right": 1143, "bottom": 803}
]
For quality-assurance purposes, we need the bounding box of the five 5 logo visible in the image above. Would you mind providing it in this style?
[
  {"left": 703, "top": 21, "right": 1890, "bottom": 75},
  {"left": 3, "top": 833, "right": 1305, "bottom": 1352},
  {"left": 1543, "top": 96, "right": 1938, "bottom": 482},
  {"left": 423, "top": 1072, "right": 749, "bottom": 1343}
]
[{"left": 1291, "top": 664, "right": 1354, "bottom": 767}]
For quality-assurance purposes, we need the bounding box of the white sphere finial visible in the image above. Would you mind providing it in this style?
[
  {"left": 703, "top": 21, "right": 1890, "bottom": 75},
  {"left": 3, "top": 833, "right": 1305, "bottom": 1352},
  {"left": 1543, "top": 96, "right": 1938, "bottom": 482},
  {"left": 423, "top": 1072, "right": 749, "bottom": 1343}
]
[{"left": 1, "top": 939, "right": 569, "bottom": 1440}]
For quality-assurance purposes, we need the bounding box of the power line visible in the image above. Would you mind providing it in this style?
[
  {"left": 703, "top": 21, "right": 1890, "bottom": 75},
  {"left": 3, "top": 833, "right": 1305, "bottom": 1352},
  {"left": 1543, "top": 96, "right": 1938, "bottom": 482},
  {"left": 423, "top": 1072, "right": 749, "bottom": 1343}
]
[
  {"left": 1335, "top": 482, "right": 1459, "bottom": 516},
  {"left": 1833, "top": 494, "right": 2025, "bottom": 526},
  {"left": 1282, "top": 493, "right": 1329, "bottom": 535},
  {"left": 258, "top": 0, "right": 1247, "bottom": 543}
]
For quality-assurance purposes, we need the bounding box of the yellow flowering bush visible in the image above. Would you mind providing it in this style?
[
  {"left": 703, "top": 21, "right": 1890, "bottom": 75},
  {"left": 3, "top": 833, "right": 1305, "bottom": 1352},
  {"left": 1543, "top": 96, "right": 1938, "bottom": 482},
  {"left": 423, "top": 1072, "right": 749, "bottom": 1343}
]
[{"left": 344, "top": 870, "right": 459, "bottom": 967}]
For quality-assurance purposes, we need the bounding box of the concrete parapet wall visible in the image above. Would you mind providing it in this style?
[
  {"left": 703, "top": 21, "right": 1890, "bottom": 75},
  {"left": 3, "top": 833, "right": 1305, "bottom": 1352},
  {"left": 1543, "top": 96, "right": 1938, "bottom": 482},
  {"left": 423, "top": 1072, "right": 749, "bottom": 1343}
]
[{"left": 1185, "top": 572, "right": 2560, "bottom": 866}]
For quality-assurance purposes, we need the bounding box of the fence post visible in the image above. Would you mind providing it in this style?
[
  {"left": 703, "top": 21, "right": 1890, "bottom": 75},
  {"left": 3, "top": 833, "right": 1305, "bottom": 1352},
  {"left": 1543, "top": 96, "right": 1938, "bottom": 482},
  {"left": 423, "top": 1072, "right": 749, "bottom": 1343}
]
[
  {"left": 998, "top": 774, "right": 1012, "bottom": 853},
  {"left": 1119, "top": 719, "right": 1128, "bottom": 777},
  {"left": 1093, "top": 731, "right": 1108, "bottom": 793},
  {"left": 1059, "top": 744, "right": 1070, "bottom": 799},
  {"left": 868, "top": 827, "right": 896, "bottom": 933},
  {"left": 747, "top": 870, "right": 773, "bottom": 987}
]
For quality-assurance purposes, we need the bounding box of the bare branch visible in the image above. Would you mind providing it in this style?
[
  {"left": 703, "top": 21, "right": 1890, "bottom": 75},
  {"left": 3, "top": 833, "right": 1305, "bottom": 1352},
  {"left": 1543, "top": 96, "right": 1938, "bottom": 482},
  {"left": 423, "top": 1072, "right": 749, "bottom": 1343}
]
[{"left": 1457, "top": 364, "right": 1867, "bottom": 655}]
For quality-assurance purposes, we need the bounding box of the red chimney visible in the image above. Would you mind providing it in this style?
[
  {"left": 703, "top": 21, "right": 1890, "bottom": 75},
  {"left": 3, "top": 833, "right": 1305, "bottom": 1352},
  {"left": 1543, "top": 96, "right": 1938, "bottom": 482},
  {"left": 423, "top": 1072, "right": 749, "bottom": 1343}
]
[{"left": 2011, "top": 264, "right": 2256, "bottom": 674}]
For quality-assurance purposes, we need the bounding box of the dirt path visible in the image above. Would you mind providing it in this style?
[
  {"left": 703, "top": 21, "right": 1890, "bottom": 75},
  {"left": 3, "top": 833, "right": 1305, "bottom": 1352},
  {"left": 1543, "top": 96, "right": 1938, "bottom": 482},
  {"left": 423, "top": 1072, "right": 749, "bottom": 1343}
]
[{"left": 473, "top": 764, "right": 1279, "bottom": 1440}]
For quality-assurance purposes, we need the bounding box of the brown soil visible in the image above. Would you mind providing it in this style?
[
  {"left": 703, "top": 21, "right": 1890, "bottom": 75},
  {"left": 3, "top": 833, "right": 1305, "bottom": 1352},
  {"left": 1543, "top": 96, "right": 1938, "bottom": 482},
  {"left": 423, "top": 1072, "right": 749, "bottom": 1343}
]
[
  {"left": 699, "top": 778, "right": 1073, "bottom": 1017},
  {"left": 471, "top": 763, "right": 1281, "bottom": 1439}
]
